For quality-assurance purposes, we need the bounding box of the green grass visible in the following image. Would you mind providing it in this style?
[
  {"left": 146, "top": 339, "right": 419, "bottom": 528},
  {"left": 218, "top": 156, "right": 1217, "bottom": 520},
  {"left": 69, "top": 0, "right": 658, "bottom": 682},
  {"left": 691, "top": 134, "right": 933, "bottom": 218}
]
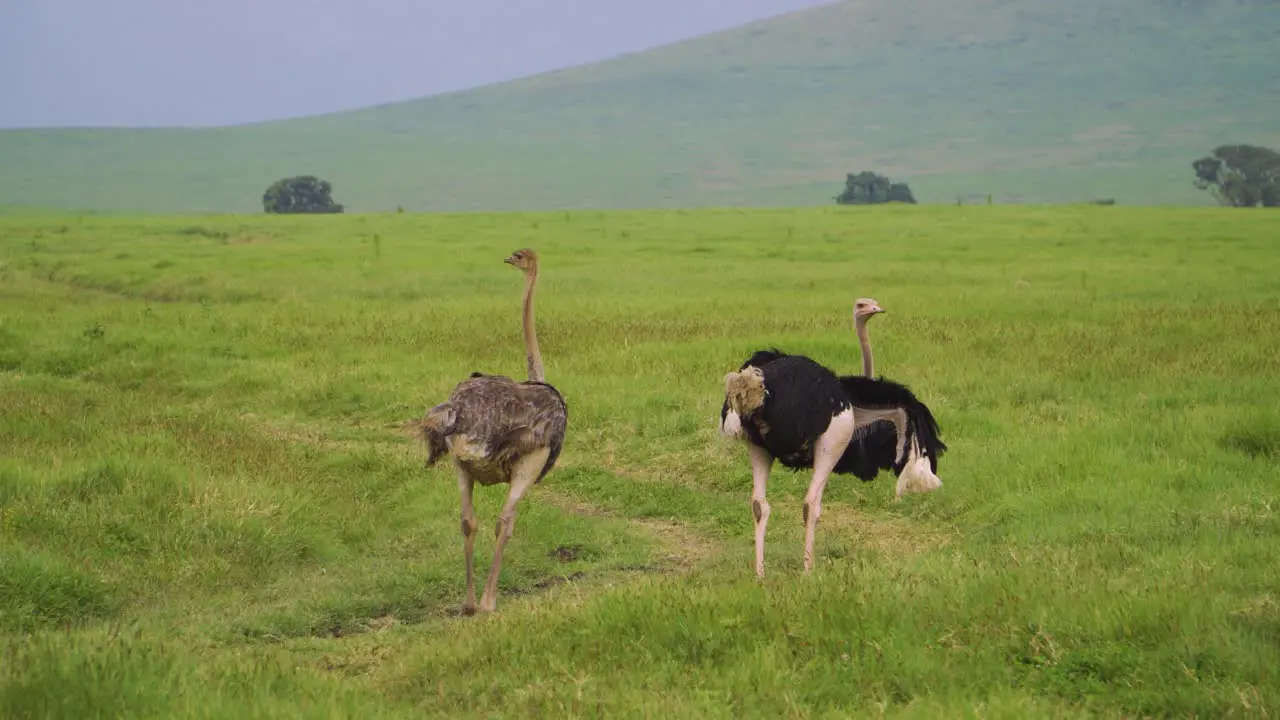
[
  {"left": 3, "top": 0, "right": 1279, "bottom": 213},
  {"left": 2, "top": 205, "right": 1279, "bottom": 717}
]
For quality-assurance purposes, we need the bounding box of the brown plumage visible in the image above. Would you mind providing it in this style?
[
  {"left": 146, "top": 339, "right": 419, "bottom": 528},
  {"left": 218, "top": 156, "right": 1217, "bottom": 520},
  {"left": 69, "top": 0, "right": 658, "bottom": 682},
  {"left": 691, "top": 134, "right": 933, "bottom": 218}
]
[
  {"left": 420, "top": 248, "right": 567, "bottom": 615},
  {"left": 422, "top": 374, "right": 566, "bottom": 485}
]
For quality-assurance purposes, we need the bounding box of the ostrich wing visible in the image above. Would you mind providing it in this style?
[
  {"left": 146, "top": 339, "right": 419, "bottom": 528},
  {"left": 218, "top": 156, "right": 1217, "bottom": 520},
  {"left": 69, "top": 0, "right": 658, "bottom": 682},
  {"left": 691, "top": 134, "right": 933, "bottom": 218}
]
[{"left": 438, "top": 374, "right": 567, "bottom": 481}]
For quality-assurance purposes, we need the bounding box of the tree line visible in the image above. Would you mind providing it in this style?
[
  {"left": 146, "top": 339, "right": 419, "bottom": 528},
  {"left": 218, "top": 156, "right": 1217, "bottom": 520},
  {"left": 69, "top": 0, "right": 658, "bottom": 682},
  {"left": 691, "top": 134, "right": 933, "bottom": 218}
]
[{"left": 258, "top": 144, "right": 1279, "bottom": 213}]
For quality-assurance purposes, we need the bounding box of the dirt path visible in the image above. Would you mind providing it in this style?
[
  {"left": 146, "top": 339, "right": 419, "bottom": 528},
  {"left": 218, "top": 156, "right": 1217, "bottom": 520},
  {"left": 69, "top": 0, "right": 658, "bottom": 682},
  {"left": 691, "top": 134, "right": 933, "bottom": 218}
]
[{"left": 536, "top": 494, "right": 724, "bottom": 573}]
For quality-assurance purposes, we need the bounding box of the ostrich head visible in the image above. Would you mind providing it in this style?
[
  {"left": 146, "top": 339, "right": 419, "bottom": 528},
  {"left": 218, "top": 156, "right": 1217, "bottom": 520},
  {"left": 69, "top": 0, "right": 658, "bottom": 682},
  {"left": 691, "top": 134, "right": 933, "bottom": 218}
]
[
  {"left": 504, "top": 248, "right": 539, "bottom": 273},
  {"left": 853, "top": 297, "right": 884, "bottom": 323}
]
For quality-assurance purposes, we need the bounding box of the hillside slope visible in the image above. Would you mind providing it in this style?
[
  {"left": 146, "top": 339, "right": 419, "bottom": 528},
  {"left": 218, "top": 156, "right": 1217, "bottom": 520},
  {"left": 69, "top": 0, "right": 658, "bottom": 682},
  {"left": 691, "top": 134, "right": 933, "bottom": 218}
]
[{"left": 1, "top": 0, "right": 1277, "bottom": 212}]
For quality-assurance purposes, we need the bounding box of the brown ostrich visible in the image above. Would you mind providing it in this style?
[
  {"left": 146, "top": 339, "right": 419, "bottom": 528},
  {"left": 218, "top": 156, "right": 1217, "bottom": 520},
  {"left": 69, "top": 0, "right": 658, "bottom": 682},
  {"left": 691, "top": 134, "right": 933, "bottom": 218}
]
[{"left": 420, "top": 248, "right": 567, "bottom": 614}]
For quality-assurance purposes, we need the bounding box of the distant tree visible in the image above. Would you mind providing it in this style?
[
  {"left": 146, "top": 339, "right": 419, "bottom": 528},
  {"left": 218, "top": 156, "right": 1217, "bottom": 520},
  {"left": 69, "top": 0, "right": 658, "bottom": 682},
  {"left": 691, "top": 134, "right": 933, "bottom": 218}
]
[
  {"left": 262, "top": 175, "right": 345, "bottom": 214},
  {"left": 836, "top": 171, "right": 917, "bottom": 205},
  {"left": 1192, "top": 145, "right": 1280, "bottom": 208},
  {"left": 1263, "top": 183, "right": 1280, "bottom": 208}
]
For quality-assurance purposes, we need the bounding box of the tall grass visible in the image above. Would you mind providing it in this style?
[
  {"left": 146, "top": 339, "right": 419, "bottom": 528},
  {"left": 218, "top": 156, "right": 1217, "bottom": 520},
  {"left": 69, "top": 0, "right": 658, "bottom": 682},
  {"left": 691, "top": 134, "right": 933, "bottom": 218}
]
[{"left": 2, "top": 205, "right": 1278, "bottom": 717}]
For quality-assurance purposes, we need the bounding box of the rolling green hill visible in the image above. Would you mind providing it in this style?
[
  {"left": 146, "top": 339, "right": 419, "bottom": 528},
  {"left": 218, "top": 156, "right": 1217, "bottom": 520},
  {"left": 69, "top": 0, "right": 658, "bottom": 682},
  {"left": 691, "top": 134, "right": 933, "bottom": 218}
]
[{"left": 2, "top": 0, "right": 1278, "bottom": 212}]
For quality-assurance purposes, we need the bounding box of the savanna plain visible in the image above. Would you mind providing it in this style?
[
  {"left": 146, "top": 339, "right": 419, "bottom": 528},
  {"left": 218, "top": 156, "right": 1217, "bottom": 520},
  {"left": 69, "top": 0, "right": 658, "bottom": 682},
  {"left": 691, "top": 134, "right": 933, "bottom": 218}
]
[{"left": 1, "top": 206, "right": 1278, "bottom": 718}]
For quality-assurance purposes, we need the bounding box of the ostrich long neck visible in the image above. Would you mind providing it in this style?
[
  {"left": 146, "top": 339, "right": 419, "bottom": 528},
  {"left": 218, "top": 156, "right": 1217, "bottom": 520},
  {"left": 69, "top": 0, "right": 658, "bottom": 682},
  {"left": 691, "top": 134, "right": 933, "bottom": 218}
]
[
  {"left": 521, "top": 266, "right": 545, "bottom": 383},
  {"left": 855, "top": 317, "right": 875, "bottom": 378}
]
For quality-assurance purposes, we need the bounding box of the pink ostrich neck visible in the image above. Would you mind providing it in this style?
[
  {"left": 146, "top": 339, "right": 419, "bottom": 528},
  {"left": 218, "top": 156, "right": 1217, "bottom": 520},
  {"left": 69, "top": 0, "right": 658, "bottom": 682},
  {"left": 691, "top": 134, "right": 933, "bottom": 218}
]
[{"left": 855, "top": 316, "right": 875, "bottom": 378}]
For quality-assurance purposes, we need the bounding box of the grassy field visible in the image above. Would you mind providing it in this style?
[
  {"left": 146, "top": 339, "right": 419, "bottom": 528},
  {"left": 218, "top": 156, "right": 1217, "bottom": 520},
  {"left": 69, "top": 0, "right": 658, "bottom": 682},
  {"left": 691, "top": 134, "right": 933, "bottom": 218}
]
[
  {"left": 3, "top": 0, "right": 1279, "bottom": 213},
  {"left": 2, "top": 205, "right": 1279, "bottom": 717}
]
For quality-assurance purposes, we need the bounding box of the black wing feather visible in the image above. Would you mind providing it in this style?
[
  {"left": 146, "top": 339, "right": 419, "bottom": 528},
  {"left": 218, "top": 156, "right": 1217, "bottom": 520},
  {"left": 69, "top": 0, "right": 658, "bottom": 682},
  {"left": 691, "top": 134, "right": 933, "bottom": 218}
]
[{"left": 837, "top": 374, "right": 947, "bottom": 476}]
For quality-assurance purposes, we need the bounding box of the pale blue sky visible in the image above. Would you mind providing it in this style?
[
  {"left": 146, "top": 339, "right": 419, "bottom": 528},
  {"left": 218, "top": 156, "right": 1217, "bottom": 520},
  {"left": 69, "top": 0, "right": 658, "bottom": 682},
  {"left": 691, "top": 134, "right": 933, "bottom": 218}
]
[{"left": 0, "top": 0, "right": 833, "bottom": 128}]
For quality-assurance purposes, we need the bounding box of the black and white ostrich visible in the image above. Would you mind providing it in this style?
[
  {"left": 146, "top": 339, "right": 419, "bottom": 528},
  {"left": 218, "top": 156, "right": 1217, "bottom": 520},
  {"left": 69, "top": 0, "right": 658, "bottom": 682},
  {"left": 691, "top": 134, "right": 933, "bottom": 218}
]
[
  {"left": 836, "top": 298, "right": 947, "bottom": 494},
  {"left": 421, "top": 248, "right": 568, "bottom": 614},
  {"left": 720, "top": 297, "right": 945, "bottom": 578}
]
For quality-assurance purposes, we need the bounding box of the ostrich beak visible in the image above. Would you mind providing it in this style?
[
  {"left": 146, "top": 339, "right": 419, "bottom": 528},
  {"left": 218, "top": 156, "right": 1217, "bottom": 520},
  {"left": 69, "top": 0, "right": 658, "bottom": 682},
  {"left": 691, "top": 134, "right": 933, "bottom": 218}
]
[{"left": 503, "top": 256, "right": 516, "bottom": 265}]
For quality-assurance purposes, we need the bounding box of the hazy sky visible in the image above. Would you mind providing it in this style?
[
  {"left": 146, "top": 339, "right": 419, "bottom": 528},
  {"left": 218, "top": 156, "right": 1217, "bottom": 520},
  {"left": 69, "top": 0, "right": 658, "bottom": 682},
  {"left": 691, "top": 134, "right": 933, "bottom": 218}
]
[{"left": 0, "top": 0, "right": 833, "bottom": 129}]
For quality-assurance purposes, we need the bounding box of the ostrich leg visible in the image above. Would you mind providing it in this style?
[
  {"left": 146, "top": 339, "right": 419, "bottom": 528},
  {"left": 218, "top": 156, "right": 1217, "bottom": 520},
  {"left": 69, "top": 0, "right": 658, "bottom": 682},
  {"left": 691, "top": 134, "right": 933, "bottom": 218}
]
[
  {"left": 478, "top": 448, "right": 551, "bottom": 613},
  {"left": 455, "top": 463, "right": 479, "bottom": 615},
  {"left": 802, "top": 408, "right": 856, "bottom": 573},
  {"left": 747, "top": 443, "right": 774, "bottom": 579}
]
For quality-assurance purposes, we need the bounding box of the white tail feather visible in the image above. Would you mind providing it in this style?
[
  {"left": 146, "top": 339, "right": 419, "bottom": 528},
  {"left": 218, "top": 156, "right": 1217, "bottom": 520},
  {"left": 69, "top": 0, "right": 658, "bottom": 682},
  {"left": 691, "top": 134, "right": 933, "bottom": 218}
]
[
  {"left": 721, "top": 409, "right": 744, "bottom": 439},
  {"left": 894, "top": 439, "right": 943, "bottom": 500}
]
